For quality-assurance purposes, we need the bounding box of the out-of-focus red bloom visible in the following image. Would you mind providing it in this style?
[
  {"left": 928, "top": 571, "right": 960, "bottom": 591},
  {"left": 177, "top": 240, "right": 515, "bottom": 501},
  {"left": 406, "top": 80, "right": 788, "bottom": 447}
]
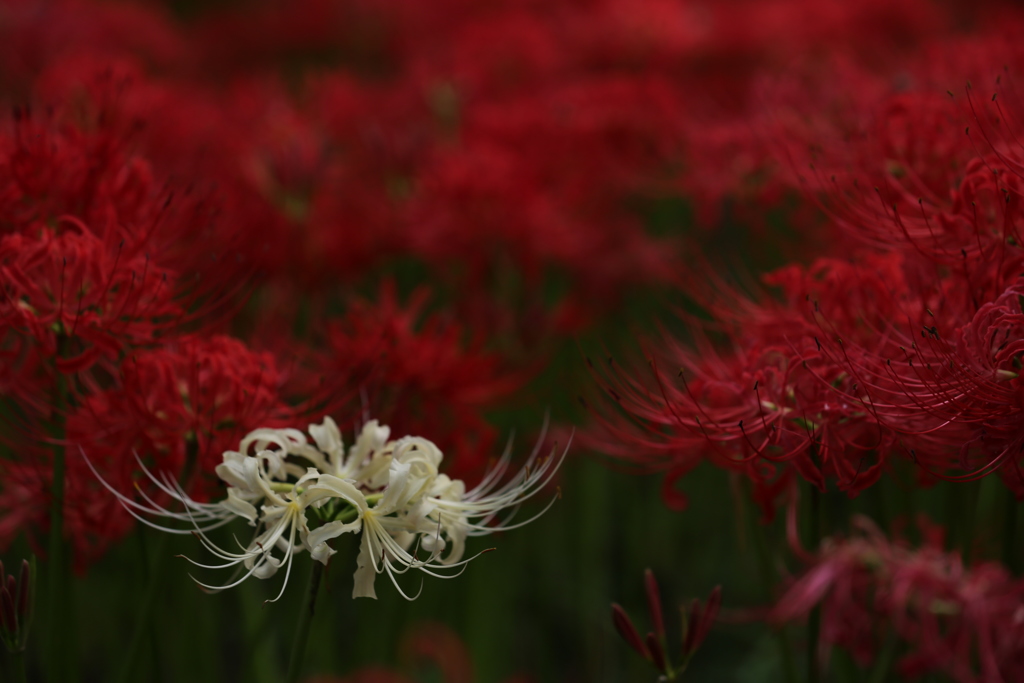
[
  {"left": 585, "top": 21, "right": 1024, "bottom": 508},
  {"left": 0, "top": 225, "right": 179, "bottom": 373},
  {"left": 0, "top": 455, "right": 135, "bottom": 571},
  {"left": 584, "top": 252, "right": 928, "bottom": 511},
  {"left": 314, "top": 283, "right": 523, "bottom": 481},
  {"left": 0, "top": 104, "right": 183, "bottom": 366},
  {"left": 305, "top": 621, "right": 532, "bottom": 683},
  {"left": 0, "top": 334, "right": 292, "bottom": 567},
  {"left": 0, "top": 92, "right": 250, "bottom": 376},
  {"left": 411, "top": 75, "right": 684, "bottom": 299},
  {"left": 773, "top": 513, "right": 1024, "bottom": 683},
  {"left": 809, "top": 274, "right": 1024, "bottom": 493},
  {"left": 68, "top": 334, "right": 293, "bottom": 485},
  {"left": 0, "top": 0, "right": 187, "bottom": 92}
]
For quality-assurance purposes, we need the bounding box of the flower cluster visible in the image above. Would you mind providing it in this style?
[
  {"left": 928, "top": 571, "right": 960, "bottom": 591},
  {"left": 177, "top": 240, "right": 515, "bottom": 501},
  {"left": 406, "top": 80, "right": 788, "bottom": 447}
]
[
  {"left": 7, "top": 0, "right": 1024, "bottom": 680},
  {"left": 773, "top": 515, "right": 1024, "bottom": 683},
  {"left": 94, "top": 416, "right": 564, "bottom": 601},
  {"left": 584, "top": 11, "right": 1024, "bottom": 513}
]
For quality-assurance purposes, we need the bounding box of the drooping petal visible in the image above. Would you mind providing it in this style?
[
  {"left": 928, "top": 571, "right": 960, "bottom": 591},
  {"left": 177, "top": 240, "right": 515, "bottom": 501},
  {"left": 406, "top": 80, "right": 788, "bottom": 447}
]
[
  {"left": 353, "top": 530, "right": 379, "bottom": 599},
  {"left": 220, "top": 488, "right": 258, "bottom": 525}
]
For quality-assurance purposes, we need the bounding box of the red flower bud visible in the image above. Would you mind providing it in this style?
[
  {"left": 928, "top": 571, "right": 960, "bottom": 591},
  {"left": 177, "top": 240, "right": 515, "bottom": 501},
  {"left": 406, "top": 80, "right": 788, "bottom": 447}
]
[
  {"left": 645, "top": 631, "right": 667, "bottom": 674},
  {"left": 16, "top": 560, "right": 30, "bottom": 622},
  {"left": 644, "top": 568, "right": 665, "bottom": 642},
  {"left": 0, "top": 588, "right": 16, "bottom": 638},
  {"left": 611, "top": 603, "right": 649, "bottom": 661}
]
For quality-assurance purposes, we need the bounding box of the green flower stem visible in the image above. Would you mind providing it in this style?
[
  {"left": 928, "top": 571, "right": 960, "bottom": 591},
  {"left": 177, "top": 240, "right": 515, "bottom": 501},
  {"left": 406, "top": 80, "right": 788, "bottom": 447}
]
[
  {"left": 12, "top": 650, "right": 28, "bottom": 683},
  {"left": 962, "top": 481, "right": 983, "bottom": 565},
  {"left": 285, "top": 559, "right": 324, "bottom": 683},
  {"left": 745, "top": 484, "right": 799, "bottom": 683},
  {"left": 866, "top": 629, "right": 898, "bottom": 683},
  {"left": 114, "top": 440, "right": 199, "bottom": 683},
  {"left": 240, "top": 583, "right": 280, "bottom": 683},
  {"left": 46, "top": 337, "right": 68, "bottom": 683},
  {"left": 113, "top": 517, "right": 170, "bottom": 683},
  {"left": 807, "top": 484, "right": 823, "bottom": 683},
  {"left": 1004, "top": 488, "right": 1020, "bottom": 575}
]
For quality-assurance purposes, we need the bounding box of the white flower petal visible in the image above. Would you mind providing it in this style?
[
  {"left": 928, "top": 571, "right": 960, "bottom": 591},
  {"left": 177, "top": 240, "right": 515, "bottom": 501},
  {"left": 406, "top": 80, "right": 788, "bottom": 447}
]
[
  {"left": 220, "top": 488, "right": 258, "bottom": 525},
  {"left": 305, "top": 474, "right": 369, "bottom": 512},
  {"left": 252, "top": 555, "right": 282, "bottom": 580},
  {"left": 306, "top": 518, "right": 362, "bottom": 550},
  {"left": 310, "top": 542, "right": 336, "bottom": 564},
  {"left": 352, "top": 531, "right": 378, "bottom": 599}
]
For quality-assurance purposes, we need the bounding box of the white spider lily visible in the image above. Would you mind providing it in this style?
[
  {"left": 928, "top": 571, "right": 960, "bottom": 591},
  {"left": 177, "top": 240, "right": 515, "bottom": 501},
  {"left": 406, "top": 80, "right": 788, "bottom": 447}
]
[
  {"left": 422, "top": 431, "right": 568, "bottom": 565},
  {"left": 87, "top": 415, "right": 566, "bottom": 602},
  {"left": 183, "top": 466, "right": 325, "bottom": 602}
]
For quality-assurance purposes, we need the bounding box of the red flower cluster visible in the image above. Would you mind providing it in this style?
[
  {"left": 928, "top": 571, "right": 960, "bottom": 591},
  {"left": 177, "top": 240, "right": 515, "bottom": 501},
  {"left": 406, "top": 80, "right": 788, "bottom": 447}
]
[
  {"left": 587, "top": 11, "right": 1024, "bottom": 512},
  {"left": 0, "top": 0, "right": 1014, "bottom": 603},
  {"left": 774, "top": 514, "right": 1024, "bottom": 683}
]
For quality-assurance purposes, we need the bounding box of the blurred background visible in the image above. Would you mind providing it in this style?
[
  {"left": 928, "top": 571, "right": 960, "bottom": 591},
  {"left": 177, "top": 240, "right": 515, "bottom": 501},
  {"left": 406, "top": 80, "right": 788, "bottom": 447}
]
[{"left": 0, "top": 0, "right": 1019, "bottom": 680}]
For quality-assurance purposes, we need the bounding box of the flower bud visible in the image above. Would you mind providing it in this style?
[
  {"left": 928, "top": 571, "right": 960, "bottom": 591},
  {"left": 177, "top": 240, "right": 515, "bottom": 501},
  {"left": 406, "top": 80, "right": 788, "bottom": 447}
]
[
  {"left": 611, "top": 603, "right": 649, "bottom": 660},
  {"left": 645, "top": 631, "right": 667, "bottom": 674},
  {"left": 0, "top": 556, "right": 35, "bottom": 653},
  {"left": 645, "top": 568, "right": 665, "bottom": 642}
]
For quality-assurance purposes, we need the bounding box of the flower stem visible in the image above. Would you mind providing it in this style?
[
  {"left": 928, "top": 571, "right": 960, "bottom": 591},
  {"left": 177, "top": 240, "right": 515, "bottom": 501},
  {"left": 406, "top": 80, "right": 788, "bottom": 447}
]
[
  {"left": 240, "top": 583, "right": 279, "bottom": 683},
  {"left": 866, "top": 629, "right": 898, "bottom": 683},
  {"left": 46, "top": 337, "right": 68, "bottom": 683},
  {"left": 961, "top": 481, "right": 983, "bottom": 564},
  {"left": 744, "top": 485, "right": 799, "bottom": 683},
  {"left": 285, "top": 560, "right": 324, "bottom": 683},
  {"left": 806, "top": 484, "right": 822, "bottom": 683},
  {"left": 11, "top": 650, "right": 28, "bottom": 683},
  {"left": 1004, "top": 488, "right": 1020, "bottom": 575},
  {"left": 114, "top": 439, "right": 198, "bottom": 683}
]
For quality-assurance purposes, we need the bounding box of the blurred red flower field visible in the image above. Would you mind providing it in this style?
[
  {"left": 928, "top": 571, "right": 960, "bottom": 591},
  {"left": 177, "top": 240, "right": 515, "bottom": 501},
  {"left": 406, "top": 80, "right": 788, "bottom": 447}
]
[{"left": 4, "top": 0, "right": 1024, "bottom": 681}]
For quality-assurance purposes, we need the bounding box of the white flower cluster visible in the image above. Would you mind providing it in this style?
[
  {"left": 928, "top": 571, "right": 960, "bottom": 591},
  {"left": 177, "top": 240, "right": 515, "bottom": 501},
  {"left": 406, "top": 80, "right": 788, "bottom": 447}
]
[{"left": 90, "top": 417, "right": 565, "bottom": 601}]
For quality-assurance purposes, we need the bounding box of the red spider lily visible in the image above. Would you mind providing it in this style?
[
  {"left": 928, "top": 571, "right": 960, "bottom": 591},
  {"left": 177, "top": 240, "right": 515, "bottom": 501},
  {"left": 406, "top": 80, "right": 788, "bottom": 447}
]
[
  {"left": 584, "top": 26, "right": 1024, "bottom": 503},
  {"left": 0, "top": 334, "right": 293, "bottom": 567},
  {"left": 802, "top": 273, "right": 1024, "bottom": 491},
  {"left": 0, "top": 106, "right": 185, "bottom": 363},
  {"left": 29, "top": 56, "right": 281, "bottom": 293},
  {"left": 0, "top": 97, "right": 251, "bottom": 375},
  {"left": 409, "top": 75, "right": 684, "bottom": 298},
  {"left": 583, "top": 254, "right": 921, "bottom": 510},
  {"left": 0, "top": 225, "right": 180, "bottom": 373},
  {"left": 311, "top": 283, "right": 525, "bottom": 482},
  {"left": 0, "top": 456, "right": 135, "bottom": 570},
  {"left": 67, "top": 334, "right": 294, "bottom": 488},
  {"left": 0, "top": 0, "right": 187, "bottom": 91},
  {"left": 773, "top": 513, "right": 1024, "bottom": 683},
  {"left": 804, "top": 99, "right": 1022, "bottom": 274},
  {"left": 611, "top": 568, "right": 720, "bottom": 680}
]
